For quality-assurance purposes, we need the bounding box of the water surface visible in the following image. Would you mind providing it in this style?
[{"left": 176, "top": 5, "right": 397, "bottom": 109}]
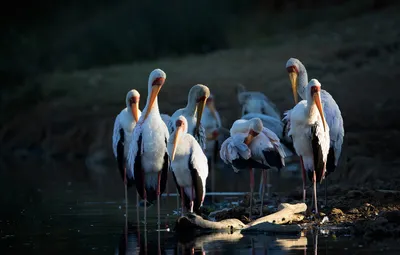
[{"left": 1, "top": 157, "right": 399, "bottom": 254}]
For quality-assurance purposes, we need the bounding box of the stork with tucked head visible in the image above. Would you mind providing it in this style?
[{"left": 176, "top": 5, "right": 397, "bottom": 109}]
[
  {"left": 168, "top": 115, "right": 209, "bottom": 215},
  {"left": 220, "top": 118, "right": 286, "bottom": 219},
  {"left": 288, "top": 79, "right": 330, "bottom": 214},
  {"left": 127, "top": 69, "right": 170, "bottom": 229},
  {"left": 286, "top": 58, "right": 344, "bottom": 205},
  {"left": 168, "top": 84, "right": 210, "bottom": 150},
  {"left": 112, "top": 89, "right": 141, "bottom": 206}
]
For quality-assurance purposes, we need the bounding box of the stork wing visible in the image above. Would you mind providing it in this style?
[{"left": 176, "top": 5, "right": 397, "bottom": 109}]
[
  {"left": 219, "top": 133, "right": 251, "bottom": 165},
  {"left": 321, "top": 90, "right": 344, "bottom": 169},
  {"left": 189, "top": 144, "right": 208, "bottom": 212},
  {"left": 127, "top": 124, "right": 144, "bottom": 181},
  {"left": 310, "top": 123, "right": 329, "bottom": 183},
  {"left": 112, "top": 114, "right": 122, "bottom": 158},
  {"left": 261, "top": 127, "right": 286, "bottom": 164}
]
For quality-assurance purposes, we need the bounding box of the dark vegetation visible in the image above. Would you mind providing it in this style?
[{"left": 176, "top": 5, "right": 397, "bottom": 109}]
[{"left": 0, "top": 0, "right": 393, "bottom": 87}]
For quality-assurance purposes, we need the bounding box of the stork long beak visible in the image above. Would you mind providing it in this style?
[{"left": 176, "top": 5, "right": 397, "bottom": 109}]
[
  {"left": 131, "top": 104, "right": 140, "bottom": 122},
  {"left": 244, "top": 129, "right": 258, "bottom": 145},
  {"left": 143, "top": 85, "right": 162, "bottom": 121},
  {"left": 195, "top": 98, "right": 207, "bottom": 131},
  {"left": 313, "top": 92, "right": 327, "bottom": 132},
  {"left": 288, "top": 72, "right": 298, "bottom": 104},
  {"left": 171, "top": 125, "right": 184, "bottom": 161}
]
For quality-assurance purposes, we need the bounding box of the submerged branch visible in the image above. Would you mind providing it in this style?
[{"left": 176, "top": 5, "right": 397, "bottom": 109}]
[{"left": 175, "top": 203, "right": 307, "bottom": 234}]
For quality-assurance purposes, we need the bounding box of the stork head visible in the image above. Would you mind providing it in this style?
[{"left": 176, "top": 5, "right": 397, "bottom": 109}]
[
  {"left": 286, "top": 57, "right": 303, "bottom": 104},
  {"left": 245, "top": 118, "right": 263, "bottom": 145},
  {"left": 171, "top": 115, "right": 188, "bottom": 161},
  {"left": 143, "top": 69, "right": 166, "bottom": 121},
  {"left": 126, "top": 89, "right": 140, "bottom": 122},
  {"left": 307, "top": 79, "right": 326, "bottom": 132},
  {"left": 189, "top": 84, "right": 210, "bottom": 131}
]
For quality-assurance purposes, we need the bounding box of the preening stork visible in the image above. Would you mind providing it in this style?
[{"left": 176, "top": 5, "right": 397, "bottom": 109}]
[
  {"left": 236, "top": 84, "right": 281, "bottom": 120},
  {"left": 168, "top": 84, "right": 210, "bottom": 150},
  {"left": 112, "top": 89, "right": 141, "bottom": 206},
  {"left": 127, "top": 69, "right": 170, "bottom": 228},
  {"left": 286, "top": 57, "right": 344, "bottom": 204},
  {"left": 287, "top": 79, "right": 330, "bottom": 214},
  {"left": 168, "top": 115, "right": 209, "bottom": 215},
  {"left": 220, "top": 118, "right": 286, "bottom": 219}
]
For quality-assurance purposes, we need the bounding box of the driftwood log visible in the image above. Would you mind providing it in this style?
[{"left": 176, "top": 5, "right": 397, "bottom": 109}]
[{"left": 175, "top": 203, "right": 306, "bottom": 234}]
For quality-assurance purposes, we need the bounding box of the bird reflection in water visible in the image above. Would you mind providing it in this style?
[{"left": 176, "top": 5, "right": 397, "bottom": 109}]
[{"left": 115, "top": 222, "right": 166, "bottom": 255}]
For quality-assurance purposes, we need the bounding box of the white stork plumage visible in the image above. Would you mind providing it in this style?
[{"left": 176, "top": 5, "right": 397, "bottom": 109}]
[
  {"left": 236, "top": 84, "right": 281, "bottom": 120},
  {"left": 168, "top": 115, "right": 209, "bottom": 216},
  {"left": 112, "top": 89, "right": 141, "bottom": 206},
  {"left": 287, "top": 79, "right": 330, "bottom": 214},
  {"left": 286, "top": 57, "right": 344, "bottom": 204},
  {"left": 127, "top": 69, "right": 170, "bottom": 228},
  {"left": 220, "top": 118, "right": 286, "bottom": 219},
  {"left": 168, "top": 84, "right": 209, "bottom": 151}
]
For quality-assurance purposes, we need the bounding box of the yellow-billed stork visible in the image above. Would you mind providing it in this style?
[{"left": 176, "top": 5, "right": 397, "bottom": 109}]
[
  {"left": 112, "top": 89, "right": 141, "bottom": 206},
  {"left": 287, "top": 79, "right": 330, "bottom": 214},
  {"left": 168, "top": 115, "right": 209, "bottom": 216},
  {"left": 286, "top": 58, "right": 344, "bottom": 204},
  {"left": 220, "top": 118, "right": 285, "bottom": 219},
  {"left": 236, "top": 84, "right": 281, "bottom": 120},
  {"left": 127, "top": 69, "right": 170, "bottom": 228},
  {"left": 168, "top": 84, "right": 210, "bottom": 150}
]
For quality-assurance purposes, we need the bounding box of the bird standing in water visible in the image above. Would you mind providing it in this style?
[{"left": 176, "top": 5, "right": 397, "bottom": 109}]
[
  {"left": 127, "top": 69, "right": 170, "bottom": 229},
  {"left": 112, "top": 89, "right": 141, "bottom": 208},
  {"left": 168, "top": 115, "right": 209, "bottom": 215}
]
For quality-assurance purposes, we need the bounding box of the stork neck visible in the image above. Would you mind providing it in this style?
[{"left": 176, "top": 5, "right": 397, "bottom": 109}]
[
  {"left": 297, "top": 63, "right": 308, "bottom": 100},
  {"left": 185, "top": 99, "right": 197, "bottom": 116},
  {"left": 307, "top": 95, "right": 319, "bottom": 120}
]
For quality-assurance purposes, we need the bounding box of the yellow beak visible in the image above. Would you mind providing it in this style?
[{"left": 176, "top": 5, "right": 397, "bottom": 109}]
[
  {"left": 313, "top": 92, "right": 326, "bottom": 132},
  {"left": 244, "top": 130, "right": 257, "bottom": 145},
  {"left": 195, "top": 98, "right": 207, "bottom": 130},
  {"left": 289, "top": 72, "right": 298, "bottom": 104},
  {"left": 171, "top": 126, "right": 183, "bottom": 161},
  {"left": 143, "top": 85, "right": 161, "bottom": 121},
  {"left": 131, "top": 104, "right": 140, "bottom": 122}
]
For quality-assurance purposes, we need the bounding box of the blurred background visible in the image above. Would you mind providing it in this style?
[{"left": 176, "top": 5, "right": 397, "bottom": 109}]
[{"left": 1, "top": 0, "right": 400, "bottom": 253}]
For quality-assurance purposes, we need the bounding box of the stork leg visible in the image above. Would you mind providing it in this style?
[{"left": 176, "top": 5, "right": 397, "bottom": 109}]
[
  {"left": 249, "top": 168, "right": 254, "bottom": 220},
  {"left": 259, "top": 169, "right": 267, "bottom": 217},
  {"left": 313, "top": 171, "right": 318, "bottom": 215},
  {"left": 157, "top": 171, "right": 161, "bottom": 230},
  {"left": 190, "top": 185, "right": 194, "bottom": 213},
  {"left": 180, "top": 187, "right": 185, "bottom": 216},
  {"left": 299, "top": 156, "right": 307, "bottom": 202},
  {"left": 142, "top": 171, "right": 147, "bottom": 226},
  {"left": 324, "top": 179, "right": 328, "bottom": 207}
]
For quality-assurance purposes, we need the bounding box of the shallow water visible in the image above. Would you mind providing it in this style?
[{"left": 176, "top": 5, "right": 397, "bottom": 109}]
[{"left": 1, "top": 157, "right": 399, "bottom": 254}]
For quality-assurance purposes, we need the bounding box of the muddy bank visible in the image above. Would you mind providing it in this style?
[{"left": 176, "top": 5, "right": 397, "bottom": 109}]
[{"left": 202, "top": 184, "right": 400, "bottom": 240}]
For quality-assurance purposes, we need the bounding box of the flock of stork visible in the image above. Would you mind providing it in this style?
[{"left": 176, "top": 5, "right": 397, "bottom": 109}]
[{"left": 111, "top": 57, "right": 344, "bottom": 228}]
